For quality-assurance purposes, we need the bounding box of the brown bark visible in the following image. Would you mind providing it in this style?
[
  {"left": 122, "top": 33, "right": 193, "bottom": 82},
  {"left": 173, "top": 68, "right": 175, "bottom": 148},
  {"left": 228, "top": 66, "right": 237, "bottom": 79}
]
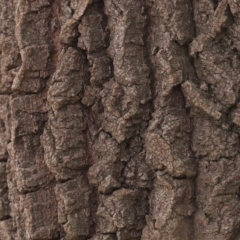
[{"left": 1, "top": 0, "right": 240, "bottom": 239}]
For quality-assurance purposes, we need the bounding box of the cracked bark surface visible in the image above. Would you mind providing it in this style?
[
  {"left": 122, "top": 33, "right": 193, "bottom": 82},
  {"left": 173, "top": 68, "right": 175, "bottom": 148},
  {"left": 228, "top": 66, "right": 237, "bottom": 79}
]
[{"left": 1, "top": 0, "right": 240, "bottom": 239}]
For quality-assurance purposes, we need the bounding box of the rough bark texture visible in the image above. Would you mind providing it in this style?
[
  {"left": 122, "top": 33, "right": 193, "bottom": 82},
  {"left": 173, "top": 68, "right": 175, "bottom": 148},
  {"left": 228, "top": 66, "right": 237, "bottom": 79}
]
[{"left": 1, "top": 0, "right": 240, "bottom": 239}]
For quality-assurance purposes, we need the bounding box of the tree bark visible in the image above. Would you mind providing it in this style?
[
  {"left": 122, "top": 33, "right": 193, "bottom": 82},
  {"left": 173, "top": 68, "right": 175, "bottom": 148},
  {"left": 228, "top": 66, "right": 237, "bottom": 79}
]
[{"left": 0, "top": 0, "right": 240, "bottom": 239}]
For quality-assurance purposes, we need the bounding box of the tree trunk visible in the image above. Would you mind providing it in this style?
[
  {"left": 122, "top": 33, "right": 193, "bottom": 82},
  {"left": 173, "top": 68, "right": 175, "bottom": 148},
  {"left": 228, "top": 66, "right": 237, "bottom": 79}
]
[{"left": 0, "top": 0, "right": 240, "bottom": 239}]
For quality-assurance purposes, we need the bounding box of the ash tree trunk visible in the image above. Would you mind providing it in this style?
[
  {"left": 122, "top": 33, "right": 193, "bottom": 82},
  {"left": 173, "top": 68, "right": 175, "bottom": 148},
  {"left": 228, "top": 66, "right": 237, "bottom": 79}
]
[{"left": 0, "top": 0, "right": 240, "bottom": 239}]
